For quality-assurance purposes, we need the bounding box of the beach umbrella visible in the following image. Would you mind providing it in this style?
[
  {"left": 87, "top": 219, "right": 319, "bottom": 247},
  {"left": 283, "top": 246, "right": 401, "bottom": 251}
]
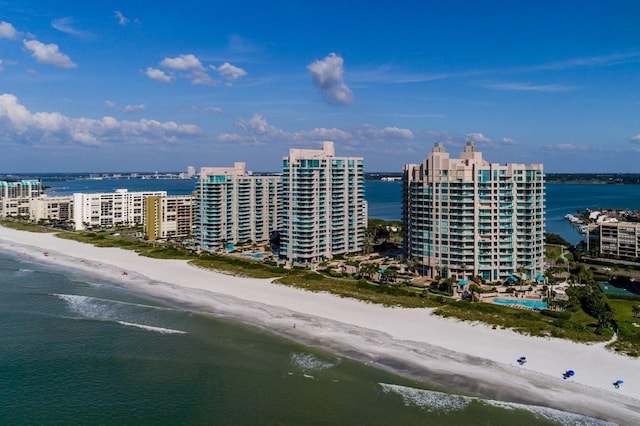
[{"left": 567, "top": 370, "right": 575, "bottom": 377}]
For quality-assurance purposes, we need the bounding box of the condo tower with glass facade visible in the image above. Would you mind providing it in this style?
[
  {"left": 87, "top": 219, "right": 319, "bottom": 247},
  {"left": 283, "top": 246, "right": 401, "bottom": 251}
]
[
  {"left": 279, "top": 141, "right": 367, "bottom": 266},
  {"left": 402, "top": 141, "right": 545, "bottom": 283}
]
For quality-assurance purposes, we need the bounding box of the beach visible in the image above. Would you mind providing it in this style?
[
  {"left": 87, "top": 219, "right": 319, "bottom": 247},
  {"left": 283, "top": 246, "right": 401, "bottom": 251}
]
[{"left": 1, "top": 225, "right": 638, "bottom": 424}]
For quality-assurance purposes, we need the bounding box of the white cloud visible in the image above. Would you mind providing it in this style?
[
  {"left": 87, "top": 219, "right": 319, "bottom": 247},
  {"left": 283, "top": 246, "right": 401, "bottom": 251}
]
[
  {"left": 114, "top": 11, "right": 129, "bottom": 25},
  {"left": 145, "top": 67, "right": 173, "bottom": 83},
  {"left": 203, "top": 106, "right": 223, "bottom": 113},
  {"left": 123, "top": 104, "right": 145, "bottom": 113},
  {"left": 158, "top": 54, "right": 212, "bottom": 85},
  {"left": 630, "top": 135, "right": 640, "bottom": 144},
  {"left": 464, "top": 132, "right": 491, "bottom": 143},
  {"left": 211, "top": 62, "right": 247, "bottom": 84},
  {"left": 307, "top": 53, "right": 353, "bottom": 106},
  {"left": 51, "top": 17, "right": 88, "bottom": 37},
  {"left": 0, "top": 93, "right": 199, "bottom": 146},
  {"left": 482, "top": 81, "right": 576, "bottom": 93},
  {"left": 160, "top": 54, "right": 203, "bottom": 71},
  {"left": 501, "top": 137, "right": 517, "bottom": 145},
  {"left": 105, "top": 100, "right": 116, "bottom": 108},
  {"left": 23, "top": 39, "right": 76, "bottom": 68},
  {"left": 380, "top": 126, "right": 414, "bottom": 139},
  {"left": 0, "top": 21, "right": 17, "bottom": 39},
  {"left": 218, "top": 113, "right": 413, "bottom": 149}
]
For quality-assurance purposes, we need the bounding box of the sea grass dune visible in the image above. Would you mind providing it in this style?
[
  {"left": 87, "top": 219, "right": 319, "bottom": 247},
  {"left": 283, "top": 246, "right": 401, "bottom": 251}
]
[{"left": 1, "top": 225, "right": 638, "bottom": 424}]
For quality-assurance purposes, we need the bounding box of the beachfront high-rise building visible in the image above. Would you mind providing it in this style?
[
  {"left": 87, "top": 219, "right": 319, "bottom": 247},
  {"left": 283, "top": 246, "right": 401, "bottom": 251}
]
[
  {"left": 73, "top": 189, "right": 167, "bottom": 230},
  {"left": 279, "top": 141, "right": 367, "bottom": 265},
  {"left": 403, "top": 141, "right": 545, "bottom": 283},
  {"left": 145, "top": 195, "right": 194, "bottom": 241},
  {"left": 193, "top": 162, "right": 279, "bottom": 251}
]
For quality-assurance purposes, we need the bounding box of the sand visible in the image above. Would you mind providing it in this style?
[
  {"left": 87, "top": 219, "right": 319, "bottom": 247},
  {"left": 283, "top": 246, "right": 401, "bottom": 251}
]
[{"left": 1, "top": 225, "right": 638, "bottom": 424}]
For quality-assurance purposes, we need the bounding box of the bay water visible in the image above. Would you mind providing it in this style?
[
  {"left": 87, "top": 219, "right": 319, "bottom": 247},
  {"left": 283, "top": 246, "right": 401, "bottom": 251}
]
[{"left": 1, "top": 177, "right": 635, "bottom": 424}]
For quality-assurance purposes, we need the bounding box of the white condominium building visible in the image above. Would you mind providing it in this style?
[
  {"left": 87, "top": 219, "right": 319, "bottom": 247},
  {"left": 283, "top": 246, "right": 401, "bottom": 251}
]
[
  {"left": 279, "top": 141, "right": 367, "bottom": 265},
  {"left": 145, "top": 195, "right": 194, "bottom": 241},
  {"left": 403, "top": 141, "right": 545, "bottom": 283},
  {"left": 73, "top": 189, "right": 167, "bottom": 230},
  {"left": 0, "top": 179, "right": 43, "bottom": 218},
  {"left": 0, "top": 179, "right": 42, "bottom": 199},
  {"left": 193, "top": 162, "right": 279, "bottom": 251}
]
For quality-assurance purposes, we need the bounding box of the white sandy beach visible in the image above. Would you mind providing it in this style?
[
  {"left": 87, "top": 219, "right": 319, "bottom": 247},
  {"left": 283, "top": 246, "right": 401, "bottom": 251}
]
[{"left": 1, "top": 225, "right": 638, "bottom": 424}]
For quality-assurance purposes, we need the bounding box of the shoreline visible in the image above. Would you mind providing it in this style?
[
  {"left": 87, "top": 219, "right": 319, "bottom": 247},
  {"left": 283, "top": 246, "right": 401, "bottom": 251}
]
[{"left": 1, "top": 225, "right": 639, "bottom": 423}]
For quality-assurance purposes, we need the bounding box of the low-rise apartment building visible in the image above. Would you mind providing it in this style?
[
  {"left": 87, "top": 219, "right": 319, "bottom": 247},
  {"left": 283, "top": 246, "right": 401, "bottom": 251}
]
[{"left": 588, "top": 221, "right": 640, "bottom": 260}]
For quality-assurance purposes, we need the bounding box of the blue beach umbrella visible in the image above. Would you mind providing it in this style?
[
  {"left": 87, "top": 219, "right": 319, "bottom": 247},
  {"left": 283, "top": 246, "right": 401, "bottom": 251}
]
[{"left": 567, "top": 370, "right": 575, "bottom": 377}]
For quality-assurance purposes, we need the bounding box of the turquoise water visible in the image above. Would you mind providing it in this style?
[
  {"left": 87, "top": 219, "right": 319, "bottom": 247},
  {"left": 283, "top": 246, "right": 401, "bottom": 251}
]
[
  {"left": 493, "top": 298, "right": 549, "bottom": 310},
  {"left": 241, "top": 252, "right": 265, "bottom": 259},
  {"left": 0, "top": 250, "right": 607, "bottom": 425}
]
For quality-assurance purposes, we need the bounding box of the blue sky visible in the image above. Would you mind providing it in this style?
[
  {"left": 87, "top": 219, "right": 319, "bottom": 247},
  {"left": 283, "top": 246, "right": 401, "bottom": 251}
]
[{"left": 1, "top": 0, "right": 640, "bottom": 173}]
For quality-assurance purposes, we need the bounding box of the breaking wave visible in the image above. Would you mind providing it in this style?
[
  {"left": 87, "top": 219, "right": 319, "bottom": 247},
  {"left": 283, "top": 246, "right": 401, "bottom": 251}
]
[
  {"left": 54, "top": 293, "right": 186, "bottom": 335},
  {"left": 290, "top": 352, "right": 338, "bottom": 372},
  {"left": 380, "top": 384, "right": 616, "bottom": 425}
]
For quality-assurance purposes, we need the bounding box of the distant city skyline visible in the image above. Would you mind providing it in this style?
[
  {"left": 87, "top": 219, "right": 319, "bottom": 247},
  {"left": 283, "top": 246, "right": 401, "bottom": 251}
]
[{"left": 2, "top": 1, "right": 640, "bottom": 173}]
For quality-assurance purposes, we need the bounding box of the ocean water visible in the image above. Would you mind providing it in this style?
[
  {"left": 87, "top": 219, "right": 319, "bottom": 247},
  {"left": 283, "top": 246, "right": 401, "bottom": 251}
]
[{"left": 0, "top": 251, "right": 610, "bottom": 425}]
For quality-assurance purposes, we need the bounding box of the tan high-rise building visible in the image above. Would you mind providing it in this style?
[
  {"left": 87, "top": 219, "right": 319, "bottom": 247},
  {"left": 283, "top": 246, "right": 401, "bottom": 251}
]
[
  {"left": 145, "top": 195, "right": 194, "bottom": 241},
  {"left": 403, "top": 141, "right": 545, "bottom": 283}
]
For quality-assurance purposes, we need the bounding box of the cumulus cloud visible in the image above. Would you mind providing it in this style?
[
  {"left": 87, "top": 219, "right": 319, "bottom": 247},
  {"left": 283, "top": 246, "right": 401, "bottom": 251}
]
[
  {"left": 211, "top": 62, "right": 247, "bottom": 84},
  {"left": 0, "top": 93, "right": 199, "bottom": 146},
  {"left": 216, "top": 113, "right": 413, "bottom": 150},
  {"left": 157, "top": 54, "right": 211, "bottom": 85},
  {"left": 145, "top": 67, "right": 173, "bottom": 83},
  {"left": 501, "top": 137, "right": 517, "bottom": 145},
  {"left": 114, "top": 11, "right": 129, "bottom": 25},
  {"left": 122, "top": 104, "right": 145, "bottom": 113},
  {"left": 23, "top": 39, "right": 76, "bottom": 68},
  {"left": 160, "top": 54, "right": 203, "bottom": 71},
  {"left": 307, "top": 53, "right": 353, "bottom": 105},
  {"left": 104, "top": 100, "right": 116, "bottom": 108},
  {"left": 147, "top": 54, "right": 247, "bottom": 86},
  {"left": 464, "top": 132, "right": 491, "bottom": 143},
  {"left": 0, "top": 21, "right": 17, "bottom": 39}
]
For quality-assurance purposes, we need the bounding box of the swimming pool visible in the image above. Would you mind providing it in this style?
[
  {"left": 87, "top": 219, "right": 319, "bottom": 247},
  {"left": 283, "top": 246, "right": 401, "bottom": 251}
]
[
  {"left": 493, "top": 298, "right": 548, "bottom": 310},
  {"left": 240, "top": 253, "right": 265, "bottom": 260}
]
